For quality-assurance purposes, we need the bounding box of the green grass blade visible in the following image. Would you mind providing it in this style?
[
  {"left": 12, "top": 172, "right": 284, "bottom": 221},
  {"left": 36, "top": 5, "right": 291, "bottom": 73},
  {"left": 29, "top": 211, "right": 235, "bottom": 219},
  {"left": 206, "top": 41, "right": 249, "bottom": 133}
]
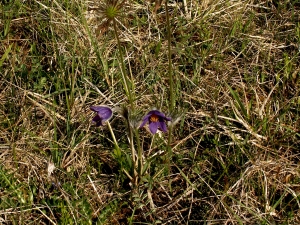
[
  {"left": 0, "top": 44, "right": 13, "bottom": 67},
  {"left": 226, "top": 83, "right": 248, "bottom": 118}
]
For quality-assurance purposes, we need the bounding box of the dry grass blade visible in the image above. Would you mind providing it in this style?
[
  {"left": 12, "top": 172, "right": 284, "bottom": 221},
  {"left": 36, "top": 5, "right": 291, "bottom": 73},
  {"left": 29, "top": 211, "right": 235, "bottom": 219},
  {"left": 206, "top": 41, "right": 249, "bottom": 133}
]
[{"left": 0, "top": 0, "right": 299, "bottom": 224}]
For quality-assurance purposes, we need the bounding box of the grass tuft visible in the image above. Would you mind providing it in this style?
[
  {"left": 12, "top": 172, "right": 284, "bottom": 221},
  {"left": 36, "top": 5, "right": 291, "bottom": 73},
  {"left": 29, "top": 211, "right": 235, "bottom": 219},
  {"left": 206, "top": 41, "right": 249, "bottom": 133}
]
[{"left": 1, "top": 0, "right": 299, "bottom": 224}]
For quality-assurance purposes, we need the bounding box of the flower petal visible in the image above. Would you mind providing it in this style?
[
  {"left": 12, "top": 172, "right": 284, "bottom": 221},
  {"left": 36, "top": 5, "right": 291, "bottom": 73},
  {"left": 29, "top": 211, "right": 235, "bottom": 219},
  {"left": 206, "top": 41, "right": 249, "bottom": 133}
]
[
  {"left": 150, "top": 110, "right": 166, "bottom": 118},
  {"left": 96, "top": 120, "right": 103, "bottom": 127},
  {"left": 140, "top": 110, "right": 171, "bottom": 133},
  {"left": 90, "top": 105, "right": 113, "bottom": 121},
  {"left": 92, "top": 114, "right": 103, "bottom": 126},
  {"left": 100, "top": 110, "right": 113, "bottom": 121},
  {"left": 149, "top": 110, "right": 171, "bottom": 121},
  {"left": 158, "top": 120, "right": 167, "bottom": 132},
  {"left": 165, "top": 116, "right": 172, "bottom": 121},
  {"left": 149, "top": 121, "right": 159, "bottom": 134},
  {"left": 92, "top": 114, "right": 101, "bottom": 123},
  {"left": 90, "top": 105, "right": 105, "bottom": 112},
  {"left": 139, "top": 114, "right": 151, "bottom": 128}
]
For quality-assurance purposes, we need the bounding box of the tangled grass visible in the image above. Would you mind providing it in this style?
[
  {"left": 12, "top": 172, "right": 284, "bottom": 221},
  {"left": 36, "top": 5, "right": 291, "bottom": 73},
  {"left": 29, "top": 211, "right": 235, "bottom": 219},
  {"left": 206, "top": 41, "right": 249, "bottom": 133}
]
[{"left": 0, "top": 0, "right": 299, "bottom": 224}]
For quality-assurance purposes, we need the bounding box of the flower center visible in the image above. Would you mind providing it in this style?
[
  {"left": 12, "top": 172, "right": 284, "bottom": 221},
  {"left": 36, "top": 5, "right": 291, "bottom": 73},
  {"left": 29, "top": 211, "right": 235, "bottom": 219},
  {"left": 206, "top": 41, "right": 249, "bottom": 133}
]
[{"left": 150, "top": 115, "right": 159, "bottom": 122}]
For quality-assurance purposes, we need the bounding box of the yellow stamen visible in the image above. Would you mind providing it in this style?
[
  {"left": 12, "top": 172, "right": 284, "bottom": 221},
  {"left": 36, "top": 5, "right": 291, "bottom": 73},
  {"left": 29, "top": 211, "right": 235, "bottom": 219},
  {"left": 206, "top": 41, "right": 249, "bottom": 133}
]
[{"left": 150, "top": 115, "right": 159, "bottom": 122}]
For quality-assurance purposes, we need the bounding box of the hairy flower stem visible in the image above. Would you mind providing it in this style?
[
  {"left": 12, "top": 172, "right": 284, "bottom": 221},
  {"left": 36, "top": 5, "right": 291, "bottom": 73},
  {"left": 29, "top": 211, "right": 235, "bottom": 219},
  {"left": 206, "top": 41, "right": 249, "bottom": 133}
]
[
  {"left": 165, "top": 0, "right": 174, "bottom": 171},
  {"left": 107, "top": 121, "right": 120, "bottom": 152},
  {"left": 128, "top": 125, "right": 138, "bottom": 184},
  {"left": 134, "top": 129, "right": 143, "bottom": 178},
  {"left": 112, "top": 19, "right": 140, "bottom": 185},
  {"left": 112, "top": 18, "right": 134, "bottom": 109},
  {"left": 108, "top": 120, "right": 137, "bottom": 185},
  {"left": 165, "top": 0, "right": 174, "bottom": 112}
]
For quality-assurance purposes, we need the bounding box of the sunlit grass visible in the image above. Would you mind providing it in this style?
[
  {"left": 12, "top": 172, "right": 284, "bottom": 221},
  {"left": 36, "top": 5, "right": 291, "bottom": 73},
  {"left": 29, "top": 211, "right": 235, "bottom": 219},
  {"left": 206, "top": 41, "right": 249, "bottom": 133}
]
[{"left": 0, "top": 0, "right": 299, "bottom": 224}]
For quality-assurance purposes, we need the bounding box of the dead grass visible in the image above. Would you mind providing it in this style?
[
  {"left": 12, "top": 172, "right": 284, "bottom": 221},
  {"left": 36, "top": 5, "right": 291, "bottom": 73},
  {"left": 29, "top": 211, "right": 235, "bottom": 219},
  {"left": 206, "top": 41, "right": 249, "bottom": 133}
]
[{"left": 0, "top": 0, "right": 299, "bottom": 224}]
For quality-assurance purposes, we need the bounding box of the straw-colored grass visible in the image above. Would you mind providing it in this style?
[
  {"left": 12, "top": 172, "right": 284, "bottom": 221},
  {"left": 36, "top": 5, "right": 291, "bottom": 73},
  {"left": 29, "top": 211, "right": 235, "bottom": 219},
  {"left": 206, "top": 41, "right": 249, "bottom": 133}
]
[{"left": 0, "top": 0, "right": 299, "bottom": 224}]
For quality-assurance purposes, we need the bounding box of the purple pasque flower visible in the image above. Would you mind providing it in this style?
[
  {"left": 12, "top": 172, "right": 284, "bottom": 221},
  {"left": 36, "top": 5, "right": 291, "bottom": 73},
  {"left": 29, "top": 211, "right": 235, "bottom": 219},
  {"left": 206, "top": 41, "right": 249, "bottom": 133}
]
[
  {"left": 90, "top": 105, "right": 113, "bottom": 126},
  {"left": 140, "top": 110, "right": 171, "bottom": 134}
]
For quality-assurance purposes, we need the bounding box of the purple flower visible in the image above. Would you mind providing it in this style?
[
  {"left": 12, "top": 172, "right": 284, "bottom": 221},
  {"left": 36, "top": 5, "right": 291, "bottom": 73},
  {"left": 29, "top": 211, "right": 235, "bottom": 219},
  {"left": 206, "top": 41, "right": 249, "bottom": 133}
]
[
  {"left": 140, "top": 110, "right": 171, "bottom": 134},
  {"left": 90, "top": 105, "right": 113, "bottom": 126}
]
